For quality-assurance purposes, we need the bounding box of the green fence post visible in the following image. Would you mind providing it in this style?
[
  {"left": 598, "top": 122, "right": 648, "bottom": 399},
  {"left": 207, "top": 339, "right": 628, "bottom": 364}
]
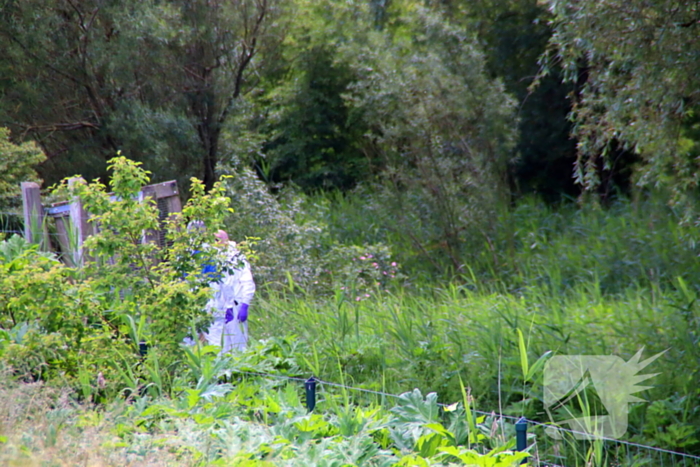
[
  {"left": 305, "top": 377, "right": 317, "bottom": 412},
  {"left": 516, "top": 417, "right": 528, "bottom": 464}
]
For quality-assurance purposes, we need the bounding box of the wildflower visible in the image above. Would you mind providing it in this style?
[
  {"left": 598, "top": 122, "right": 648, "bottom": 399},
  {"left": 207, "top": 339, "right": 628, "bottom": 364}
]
[
  {"left": 383, "top": 271, "right": 388, "bottom": 275},
  {"left": 359, "top": 256, "right": 366, "bottom": 260},
  {"left": 97, "top": 372, "right": 106, "bottom": 390},
  {"left": 391, "top": 262, "right": 397, "bottom": 267},
  {"left": 372, "top": 262, "right": 378, "bottom": 268},
  {"left": 355, "top": 296, "right": 361, "bottom": 301},
  {"left": 365, "top": 293, "right": 370, "bottom": 298}
]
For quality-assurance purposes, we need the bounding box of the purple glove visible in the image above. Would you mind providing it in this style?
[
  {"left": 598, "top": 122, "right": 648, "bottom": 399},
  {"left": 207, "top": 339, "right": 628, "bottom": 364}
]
[
  {"left": 224, "top": 307, "right": 234, "bottom": 323},
  {"left": 237, "top": 303, "right": 249, "bottom": 323}
]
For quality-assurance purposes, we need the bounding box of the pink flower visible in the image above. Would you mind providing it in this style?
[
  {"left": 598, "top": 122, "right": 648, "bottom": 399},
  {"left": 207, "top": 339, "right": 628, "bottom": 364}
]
[
  {"left": 372, "top": 262, "right": 378, "bottom": 268},
  {"left": 359, "top": 256, "right": 366, "bottom": 260},
  {"left": 391, "top": 262, "right": 397, "bottom": 267}
]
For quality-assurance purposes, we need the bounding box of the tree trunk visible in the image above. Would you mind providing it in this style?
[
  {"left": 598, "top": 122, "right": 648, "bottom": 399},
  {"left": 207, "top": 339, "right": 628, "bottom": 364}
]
[{"left": 203, "top": 129, "right": 220, "bottom": 192}]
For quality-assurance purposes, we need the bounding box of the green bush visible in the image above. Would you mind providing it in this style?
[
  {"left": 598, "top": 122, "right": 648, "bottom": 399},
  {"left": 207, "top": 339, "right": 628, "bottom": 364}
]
[
  {"left": 0, "top": 155, "right": 234, "bottom": 396},
  {"left": 220, "top": 163, "right": 403, "bottom": 296},
  {"left": 0, "top": 127, "right": 46, "bottom": 210}
]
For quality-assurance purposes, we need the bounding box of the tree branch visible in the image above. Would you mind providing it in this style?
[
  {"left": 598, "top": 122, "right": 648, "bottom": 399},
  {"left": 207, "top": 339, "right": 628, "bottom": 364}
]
[
  {"left": 22, "top": 122, "right": 100, "bottom": 132},
  {"left": 678, "top": 18, "right": 699, "bottom": 28},
  {"left": 217, "top": 1, "right": 268, "bottom": 126}
]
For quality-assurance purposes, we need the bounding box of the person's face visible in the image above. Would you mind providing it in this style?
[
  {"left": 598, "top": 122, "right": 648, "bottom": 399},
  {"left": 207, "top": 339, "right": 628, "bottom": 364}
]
[{"left": 214, "top": 231, "right": 227, "bottom": 245}]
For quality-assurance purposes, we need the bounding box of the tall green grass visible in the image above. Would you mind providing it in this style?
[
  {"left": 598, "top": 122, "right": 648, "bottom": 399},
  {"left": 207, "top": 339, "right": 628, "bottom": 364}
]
[
  {"left": 254, "top": 282, "right": 695, "bottom": 403},
  {"left": 4, "top": 190, "right": 699, "bottom": 461},
  {"left": 252, "top": 194, "right": 700, "bottom": 452},
  {"left": 314, "top": 192, "right": 700, "bottom": 292}
]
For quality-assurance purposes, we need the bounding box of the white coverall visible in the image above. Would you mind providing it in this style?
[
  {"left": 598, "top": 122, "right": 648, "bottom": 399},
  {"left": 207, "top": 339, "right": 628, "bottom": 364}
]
[{"left": 204, "top": 242, "right": 256, "bottom": 353}]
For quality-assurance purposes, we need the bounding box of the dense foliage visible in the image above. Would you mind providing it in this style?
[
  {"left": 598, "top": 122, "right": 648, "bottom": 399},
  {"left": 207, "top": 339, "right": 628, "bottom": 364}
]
[
  {"left": 2, "top": 171, "right": 700, "bottom": 464},
  {"left": 0, "top": 127, "right": 46, "bottom": 209},
  {"left": 541, "top": 0, "right": 700, "bottom": 202},
  {"left": 1, "top": 157, "right": 235, "bottom": 395},
  {"left": 0, "top": 0, "right": 285, "bottom": 190},
  {"left": 2, "top": 0, "right": 700, "bottom": 464}
]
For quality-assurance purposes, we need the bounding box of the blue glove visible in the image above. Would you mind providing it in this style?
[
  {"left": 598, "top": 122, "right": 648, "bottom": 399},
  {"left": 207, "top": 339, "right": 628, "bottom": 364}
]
[
  {"left": 225, "top": 307, "right": 234, "bottom": 323},
  {"left": 237, "top": 303, "right": 249, "bottom": 323},
  {"left": 202, "top": 260, "right": 220, "bottom": 281}
]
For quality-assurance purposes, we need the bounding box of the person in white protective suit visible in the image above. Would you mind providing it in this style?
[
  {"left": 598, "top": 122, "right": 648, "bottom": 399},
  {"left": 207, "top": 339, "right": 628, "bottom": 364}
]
[{"left": 201, "top": 229, "right": 256, "bottom": 353}]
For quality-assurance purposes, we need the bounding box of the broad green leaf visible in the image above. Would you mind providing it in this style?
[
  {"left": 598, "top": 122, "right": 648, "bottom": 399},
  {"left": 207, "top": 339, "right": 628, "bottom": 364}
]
[
  {"left": 517, "top": 328, "right": 528, "bottom": 380},
  {"left": 526, "top": 350, "right": 553, "bottom": 383}
]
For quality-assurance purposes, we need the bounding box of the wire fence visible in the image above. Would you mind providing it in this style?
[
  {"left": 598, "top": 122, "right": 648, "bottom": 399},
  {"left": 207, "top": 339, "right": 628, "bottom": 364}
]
[
  {"left": 0, "top": 214, "right": 71, "bottom": 246},
  {"left": 230, "top": 368, "right": 700, "bottom": 467},
  {"left": 2, "top": 199, "right": 698, "bottom": 466},
  {"left": 0, "top": 211, "right": 24, "bottom": 239}
]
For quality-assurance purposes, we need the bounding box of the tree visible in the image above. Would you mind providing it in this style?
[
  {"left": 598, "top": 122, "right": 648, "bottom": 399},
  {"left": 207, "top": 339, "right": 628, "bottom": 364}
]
[
  {"left": 262, "top": 46, "right": 369, "bottom": 191},
  {"left": 236, "top": 0, "right": 378, "bottom": 192},
  {"left": 165, "top": 0, "right": 283, "bottom": 190},
  {"left": 0, "top": 0, "right": 283, "bottom": 190},
  {"left": 423, "top": 0, "right": 579, "bottom": 201},
  {"left": 0, "top": 127, "right": 46, "bottom": 209},
  {"left": 541, "top": 0, "right": 700, "bottom": 202},
  {"left": 348, "top": 8, "right": 517, "bottom": 272}
]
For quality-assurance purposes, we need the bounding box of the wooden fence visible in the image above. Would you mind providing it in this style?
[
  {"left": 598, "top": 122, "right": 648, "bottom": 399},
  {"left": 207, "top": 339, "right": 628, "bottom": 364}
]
[{"left": 21, "top": 180, "right": 182, "bottom": 265}]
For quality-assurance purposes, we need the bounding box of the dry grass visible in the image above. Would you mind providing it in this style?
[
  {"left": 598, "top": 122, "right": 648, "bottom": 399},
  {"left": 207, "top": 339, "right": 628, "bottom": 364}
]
[{"left": 0, "top": 376, "right": 188, "bottom": 467}]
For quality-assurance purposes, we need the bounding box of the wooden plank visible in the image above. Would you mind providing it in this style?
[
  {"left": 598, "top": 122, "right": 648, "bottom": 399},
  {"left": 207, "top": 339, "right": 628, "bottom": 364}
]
[
  {"left": 141, "top": 181, "right": 182, "bottom": 249},
  {"left": 44, "top": 200, "right": 74, "bottom": 265},
  {"left": 163, "top": 192, "right": 182, "bottom": 214},
  {"left": 161, "top": 193, "right": 183, "bottom": 247},
  {"left": 68, "top": 178, "right": 90, "bottom": 265},
  {"left": 145, "top": 180, "right": 179, "bottom": 200},
  {"left": 140, "top": 185, "right": 160, "bottom": 246},
  {"left": 53, "top": 216, "right": 76, "bottom": 267},
  {"left": 26, "top": 179, "right": 182, "bottom": 265}
]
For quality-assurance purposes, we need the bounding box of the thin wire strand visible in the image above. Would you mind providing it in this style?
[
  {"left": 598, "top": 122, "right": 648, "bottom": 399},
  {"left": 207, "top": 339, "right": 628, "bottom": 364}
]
[
  {"left": 2, "top": 265, "right": 695, "bottom": 463},
  {"left": 229, "top": 367, "right": 700, "bottom": 462},
  {"left": 526, "top": 418, "right": 700, "bottom": 461},
  {"left": 316, "top": 378, "right": 403, "bottom": 400}
]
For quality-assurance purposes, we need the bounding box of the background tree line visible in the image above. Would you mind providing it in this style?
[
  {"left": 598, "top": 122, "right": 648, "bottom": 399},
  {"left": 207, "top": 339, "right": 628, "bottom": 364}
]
[
  {"left": 1, "top": 0, "right": 699, "bottom": 274},
  {"left": 0, "top": 0, "right": 570, "bottom": 194}
]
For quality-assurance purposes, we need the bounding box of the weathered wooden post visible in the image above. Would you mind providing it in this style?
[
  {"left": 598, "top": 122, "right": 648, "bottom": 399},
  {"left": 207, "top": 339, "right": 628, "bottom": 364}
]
[
  {"left": 21, "top": 181, "right": 48, "bottom": 249},
  {"left": 68, "top": 177, "right": 90, "bottom": 266}
]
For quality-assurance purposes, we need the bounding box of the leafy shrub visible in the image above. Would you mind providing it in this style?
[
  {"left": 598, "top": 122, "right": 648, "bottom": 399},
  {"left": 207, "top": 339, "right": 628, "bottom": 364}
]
[
  {"left": 221, "top": 163, "right": 325, "bottom": 289},
  {"left": 0, "top": 155, "right": 234, "bottom": 395},
  {"left": 0, "top": 127, "right": 46, "bottom": 210},
  {"left": 633, "top": 396, "right": 700, "bottom": 451},
  {"left": 344, "top": 7, "right": 517, "bottom": 275},
  {"left": 318, "top": 243, "right": 402, "bottom": 300},
  {"left": 220, "top": 162, "right": 403, "bottom": 295}
]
